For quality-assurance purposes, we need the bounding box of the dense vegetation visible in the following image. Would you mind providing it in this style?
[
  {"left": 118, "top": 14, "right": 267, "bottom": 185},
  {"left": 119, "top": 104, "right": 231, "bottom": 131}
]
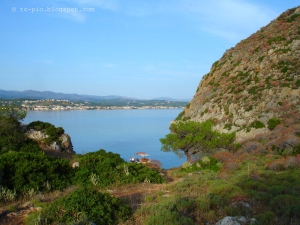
[
  {"left": 0, "top": 106, "right": 28, "bottom": 154},
  {"left": 135, "top": 152, "right": 300, "bottom": 225},
  {"left": 35, "top": 187, "right": 132, "bottom": 225},
  {"left": 0, "top": 152, "right": 74, "bottom": 195},
  {"left": 73, "top": 149, "right": 165, "bottom": 188},
  {"left": 0, "top": 106, "right": 164, "bottom": 224},
  {"left": 160, "top": 120, "right": 236, "bottom": 162}
]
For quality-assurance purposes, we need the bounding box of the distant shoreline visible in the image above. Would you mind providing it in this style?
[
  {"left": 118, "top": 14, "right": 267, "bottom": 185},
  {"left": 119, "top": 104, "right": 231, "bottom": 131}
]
[{"left": 24, "top": 106, "right": 184, "bottom": 111}]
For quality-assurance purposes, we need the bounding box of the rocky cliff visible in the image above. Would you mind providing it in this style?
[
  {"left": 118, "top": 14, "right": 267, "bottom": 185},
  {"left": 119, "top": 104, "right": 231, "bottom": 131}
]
[{"left": 178, "top": 7, "right": 300, "bottom": 150}]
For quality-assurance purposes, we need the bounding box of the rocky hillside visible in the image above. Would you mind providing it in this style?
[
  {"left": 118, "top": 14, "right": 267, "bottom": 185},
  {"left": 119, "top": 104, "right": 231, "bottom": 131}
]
[{"left": 178, "top": 7, "right": 300, "bottom": 148}]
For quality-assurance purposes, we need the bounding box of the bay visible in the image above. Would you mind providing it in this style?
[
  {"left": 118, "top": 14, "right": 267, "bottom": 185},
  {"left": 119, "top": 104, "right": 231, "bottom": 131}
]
[{"left": 23, "top": 109, "right": 186, "bottom": 169}]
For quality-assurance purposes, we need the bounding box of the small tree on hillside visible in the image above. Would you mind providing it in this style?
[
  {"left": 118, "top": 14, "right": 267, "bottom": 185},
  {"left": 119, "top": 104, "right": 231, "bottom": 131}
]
[{"left": 160, "top": 120, "right": 236, "bottom": 162}]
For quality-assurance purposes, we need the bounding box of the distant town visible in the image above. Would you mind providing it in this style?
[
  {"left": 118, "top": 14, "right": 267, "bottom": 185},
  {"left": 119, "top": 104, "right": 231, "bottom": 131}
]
[{"left": 0, "top": 99, "right": 187, "bottom": 111}]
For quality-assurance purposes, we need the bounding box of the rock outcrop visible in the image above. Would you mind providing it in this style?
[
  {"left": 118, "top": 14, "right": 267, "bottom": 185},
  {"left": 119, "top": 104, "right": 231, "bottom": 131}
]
[
  {"left": 26, "top": 129, "right": 75, "bottom": 154},
  {"left": 215, "top": 216, "right": 256, "bottom": 225},
  {"left": 178, "top": 7, "right": 300, "bottom": 147}
]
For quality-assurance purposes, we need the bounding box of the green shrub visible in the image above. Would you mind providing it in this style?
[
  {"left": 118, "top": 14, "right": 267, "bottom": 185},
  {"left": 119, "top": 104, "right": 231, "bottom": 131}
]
[
  {"left": 137, "top": 197, "right": 195, "bottom": 225},
  {"left": 0, "top": 186, "right": 17, "bottom": 203},
  {"left": 145, "top": 208, "right": 194, "bottom": 225},
  {"left": 74, "top": 149, "right": 164, "bottom": 188},
  {"left": 248, "top": 86, "right": 257, "bottom": 94},
  {"left": 292, "top": 144, "right": 300, "bottom": 155},
  {"left": 0, "top": 116, "right": 26, "bottom": 154},
  {"left": 270, "top": 195, "right": 300, "bottom": 218},
  {"left": 27, "top": 121, "right": 65, "bottom": 145},
  {"left": 40, "top": 187, "right": 132, "bottom": 225},
  {"left": 0, "top": 152, "right": 74, "bottom": 195},
  {"left": 175, "top": 111, "right": 185, "bottom": 121},
  {"left": 19, "top": 139, "right": 43, "bottom": 154},
  {"left": 180, "top": 157, "right": 220, "bottom": 173},
  {"left": 210, "top": 181, "right": 244, "bottom": 199},
  {"left": 250, "top": 120, "right": 265, "bottom": 129},
  {"left": 255, "top": 211, "right": 276, "bottom": 225},
  {"left": 267, "top": 118, "right": 281, "bottom": 130},
  {"left": 258, "top": 56, "right": 265, "bottom": 62}
]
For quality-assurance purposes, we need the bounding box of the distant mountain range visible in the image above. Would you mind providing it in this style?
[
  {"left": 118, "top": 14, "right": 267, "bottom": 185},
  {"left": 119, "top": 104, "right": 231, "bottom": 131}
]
[{"left": 0, "top": 90, "right": 189, "bottom": 102}]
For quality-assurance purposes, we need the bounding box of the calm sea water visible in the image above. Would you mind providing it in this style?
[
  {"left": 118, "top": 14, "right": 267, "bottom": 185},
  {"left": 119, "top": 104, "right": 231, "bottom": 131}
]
[{"left": 23, "top": 109, "right": 186, "bottom": 169}]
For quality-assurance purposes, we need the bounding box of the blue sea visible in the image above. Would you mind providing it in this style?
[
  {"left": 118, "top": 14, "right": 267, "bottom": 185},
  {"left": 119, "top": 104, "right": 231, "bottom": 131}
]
[{"left": 23, "top": 109, "right": 186, "bottom": 169}]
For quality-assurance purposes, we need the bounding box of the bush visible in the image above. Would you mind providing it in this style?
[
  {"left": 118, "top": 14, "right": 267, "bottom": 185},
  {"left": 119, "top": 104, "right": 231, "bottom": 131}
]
[
  {"left": 267, "top": 118, "right": 281, "bottom": 130},
  {"left": 250, "top": 120, "right": 265, "bottom": 129},
  {"left": 0, "top": 116, "right": 26, "bottom": 154},
  {"left": 255, "top": 211, "right": 276, "bottom": 225},
  {"left": 19, "top": 139, "right": 44, "bottom": 154},
  {"left": 145, "top": 208, "right": 194, "bottom": 225},
  {"left": 74, "top": 149, "right": 164, "bottom": 188},
  {"left": 27, "top": 121, "right": 65, "bottom": 145},
  {"left": 181, "top": 156, "right": 220, "bottom": 173},
  {"left": 40, "top": 187, "right": 132, "bottom": 225},
  {"left": 137, "top": 197, "right": 195, "bottom": 225},
  {"left": 270, "top": 195, "right": 300, "bottom": 218},
  {"left": 0, "top": 152, "right": 74, "bottom": 195}
]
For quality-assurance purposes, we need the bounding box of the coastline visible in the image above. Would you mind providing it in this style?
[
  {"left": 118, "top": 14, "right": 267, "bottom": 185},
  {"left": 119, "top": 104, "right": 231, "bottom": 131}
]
[{"left": 23, "top": 106, "right": 184, "bottom": 111}]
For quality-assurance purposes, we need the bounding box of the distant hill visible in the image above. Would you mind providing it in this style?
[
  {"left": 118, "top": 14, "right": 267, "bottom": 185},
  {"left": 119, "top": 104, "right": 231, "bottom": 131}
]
[
  {"left": 0, "top": 90, "right": 137, "bottom": 102},
  {"left": 0, "top": 90, "right": 190, "bottom": 103}
]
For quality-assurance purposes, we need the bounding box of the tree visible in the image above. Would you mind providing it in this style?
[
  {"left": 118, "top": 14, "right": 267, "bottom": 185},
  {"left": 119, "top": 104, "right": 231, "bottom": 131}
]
[
  {"left": 0, "top": 106, "right": 27, "bottom": 153},
  {"left": 160, "top": 120, "right": 235, "bottom": 162},
  {"left": 0, "top": 105, "right": 27, "bottom": 121}
]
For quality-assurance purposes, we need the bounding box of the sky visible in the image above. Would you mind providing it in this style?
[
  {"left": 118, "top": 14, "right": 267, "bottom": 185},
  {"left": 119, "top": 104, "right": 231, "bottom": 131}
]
[{"left": 0, "top": 1, "right": 299, "bottom": 100}]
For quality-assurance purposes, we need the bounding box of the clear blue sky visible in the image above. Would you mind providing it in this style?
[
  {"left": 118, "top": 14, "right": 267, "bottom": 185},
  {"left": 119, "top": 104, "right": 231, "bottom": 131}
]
[{"left": 0, "top": 1, "right": 299, "bottom": 99}]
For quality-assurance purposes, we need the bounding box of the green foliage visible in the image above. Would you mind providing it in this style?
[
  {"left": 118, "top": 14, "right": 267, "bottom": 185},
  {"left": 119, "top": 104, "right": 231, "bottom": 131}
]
[
  {"left": 74, "top": 149, "right": 164, "bottom": 188},
  {"left": 40, "top": 187, "right": 132, "bottom": 225},
  {"left": 245, "top": 105, "right": 253, "bottom": 112},
  {"left": 292, "top": 144, "right": 300, "bottom": 155},
  {"left": 287, "top": 13, "right": 300, "bottom": 22},
  {"left": 0, "top": 186, "right": 17, "bottom": 203},
  {"left": 160, "top": 120, "right": 236, "bottom": 162},
  {"left": 224, "top": 123, "right": 232, "bottom": 130},
  {"left": 0, "top": 115, "right": 26, "bottom": 153},
  {"left": 0, "top": 105, "right": 27, "bottom": 121},
  {"left": 0, "top": 152, "right": 74, "bottom": 195},
  {"left": 181, "top": 156, "right": 221, "bottom": 172},
  {"left": 137, "top": 197, "right": 195, "bottom": 225},
  {"left": 255, "top": 211, "right": 276, "bottom": 225},
  {"left": 19, "top": 139, "right": 44, "bottom": 154},
  {"left": 258, "top": 56, "right": 265, "bottom": 62},
  {"left": 0, "top": 106, "right": 30, "bottom": 154},
  {"left": 248, "top": 86, "right": 257, "bottom": 94},
  {"left": 0, "top": 107, "right": 45, "bottom": 155},
  {"left": 267, "top": 118, "right": 281, "bottom": 130},
  {"left": 27, "top": 120, "right": 65, "bottom": 145},
  {"left": 175, "top": 111, "right": 185, "bottom": 121},
  {"left": 268, "top": 36, "right": 286, "bottom": 45},
  {"left": 250, "top": 120, "right": 265, "bottom": 129},
  {"left": 270, "top": 195, "right": 300, "bottom": 218}
]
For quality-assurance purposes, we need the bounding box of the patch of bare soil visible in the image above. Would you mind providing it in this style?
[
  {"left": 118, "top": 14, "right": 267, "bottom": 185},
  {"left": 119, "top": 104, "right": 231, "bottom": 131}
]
[
  {"left": 111, "top": 169, "right": 180, "bottom": 211},
  {"left": 0, "top": 202, "right": 42, "bottom": 225}
]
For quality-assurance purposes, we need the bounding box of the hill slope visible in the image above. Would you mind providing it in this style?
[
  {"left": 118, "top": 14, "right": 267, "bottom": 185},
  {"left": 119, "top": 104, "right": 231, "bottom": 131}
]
[
  {"left": 0, "top": 89, "right": 136, "bottom": 101},
  {"left": 178, "top": 7, "right": 300, "bottom": 146}
]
